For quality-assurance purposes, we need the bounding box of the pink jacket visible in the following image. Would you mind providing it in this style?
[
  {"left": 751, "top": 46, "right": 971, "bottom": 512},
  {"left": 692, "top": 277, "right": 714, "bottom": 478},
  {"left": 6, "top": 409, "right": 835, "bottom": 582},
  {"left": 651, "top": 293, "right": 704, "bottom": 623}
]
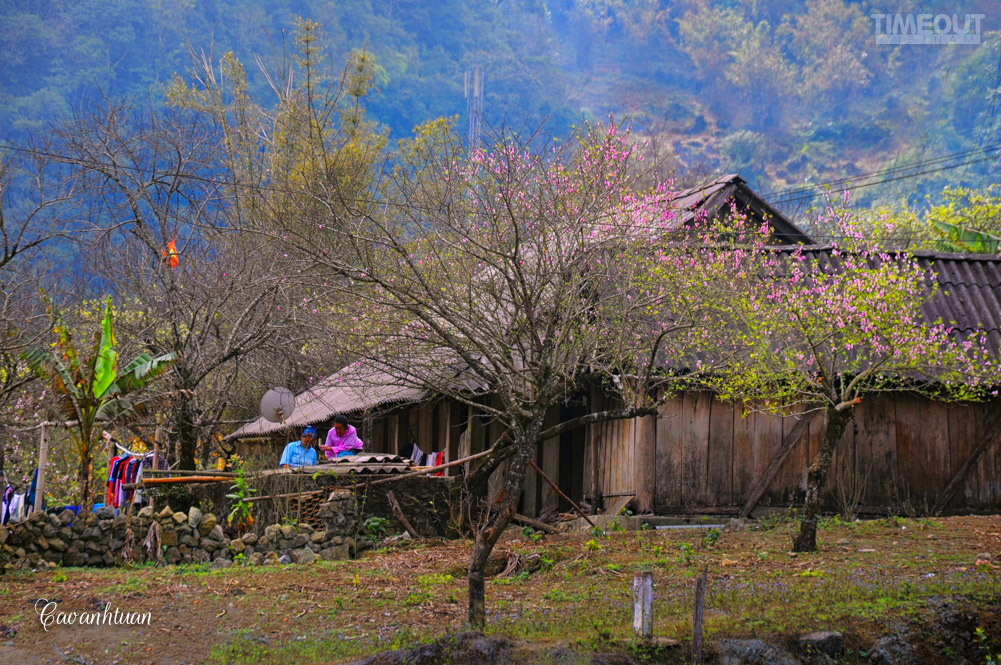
[{"left": 324, "top": 424, "right": 363, "bottom": 458}]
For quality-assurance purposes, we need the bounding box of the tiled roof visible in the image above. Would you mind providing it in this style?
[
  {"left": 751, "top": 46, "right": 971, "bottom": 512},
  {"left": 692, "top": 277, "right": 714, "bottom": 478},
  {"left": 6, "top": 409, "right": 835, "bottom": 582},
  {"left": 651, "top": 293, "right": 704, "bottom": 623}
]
[
  {"left": 782, "top": 248, "right": 1001, "bottom": 355},
  {"left": 227, "top": 364, "right": 426, "bottom": 440},
  {"left": 668, "top": 174, "right": 813, "bottom": 244}
]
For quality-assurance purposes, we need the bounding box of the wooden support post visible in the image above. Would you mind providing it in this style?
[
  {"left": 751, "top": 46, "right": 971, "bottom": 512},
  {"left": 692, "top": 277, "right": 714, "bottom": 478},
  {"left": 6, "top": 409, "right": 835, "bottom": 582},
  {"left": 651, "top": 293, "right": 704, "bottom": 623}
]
[
  {"left": 633, "top": 571, "right": 653, "bottom": 639},
  {"left": 529, "top": 460, "right": 595, "bottom": 527},
  {"left": 693, "top": 566, "right": 708, "bottom": 664},
  {"left": 636, "top": 414, "right": 657, "bottom": 514},
  {"left": 933, "top": 409, "right": 1001, "bottom": 515},
  {"left": 34, "top": 424, "right": 48, "bottom": 513},
  {"left": 739, "top": 413, "right": 817, "bottom": 519},
  {"left": 386, "top": 490, "right": 420, "bottom": 539},
  {"left": 153, "top": 418, "right": 163, "bottom": 471}
]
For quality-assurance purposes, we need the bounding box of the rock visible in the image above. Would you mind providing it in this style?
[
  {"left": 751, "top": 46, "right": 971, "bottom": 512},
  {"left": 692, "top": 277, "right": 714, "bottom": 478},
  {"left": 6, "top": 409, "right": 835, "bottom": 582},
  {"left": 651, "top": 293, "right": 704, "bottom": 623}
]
[
  {"left": 230, "top": 539, "right": 246, "bottom": 554},
  {"left": 47, "top": 538, "right": 67, "bottom": 552},
  {"left": 84, "top": 513, "right": 99, "bottom": 526},
  {"left": 58, "top": 509, "right": 76, "bottom": 526},
  {"left": 192, "top": 549, "right": 210, "bottom": 563},
  {"left": 102, "top": 551, "right": 115, "bottom": 566},
  {"left": 297, "top": 523, "right": 314, "bottom": 534},
  {"left": 198, "top": 514, "right": 217, "bottom": 537},
  {"left": 202, "top": 539, "right": 221, "bottom": 553},
  {"left": 319, "top": 545, "right": 350, "bottom": 562},
  {"left": 296, "top": 548, "right": 318, "bottom": 564},
  {"left": 868, "top": 635, "right": 919, "bottom": 665},
  {"left": 264, "top": 551, "right": 279, "bottom": 565},
  {"left": 172, "top": 512, "right": 188, "bottom": 525},
  {"left": 96, "top": 507, "right": 115, "bottom": 520},
  {"left": 209, "top": 525, "right": 224, "bottom": 541},
  {"left": 98, "top": 519, "right": 113, "bottom": 532},
  {"left": 248, "top": 552, "right": 265, "bottom": 566},
  {"left": 187, "top": 506, "right": 203, "bottom": 530},
  {"left": 716, "top": 639, "right": 800, "bottom": 665},
  {"left": 291, "top": 534, "right": 309, "bottom": 548},
  {"left": 280, "top": 525, "right": 297, "bottom": 540},
  {"left": 161, "top": 530, "right": 179, "bottom": 547},
  {"left": 180, "top": 535, "right": 197, "bottom": 547},
  {"left": 0, "top": 526, "right": 6, "bottom": 547},
  {"left": 264, "top": 525, "right": 279, "bottom": 541},
  {"left": 310, "top": 531, "right": 326, "bottom": 544},
  {"left": 112, "top": 515, "right": 127, "bottom": 530},
  {"left": 210, "top": 557, "right": 232, "bottom": 570},
  {"left": 86, "top": 540, "right": 103, "bottom": 553},
  {"left": 138, "top": 506, "right": 154, "bottom": 519},
  {"left": 63, "top": 548, "right": 86, "bottom": 567},
  {"left": 277, "top": 554, "right": 292, "bottom": 565},
  {"left": 41, "top": 523, "right": 57, "bottom": 538},
  {"left": 241, "top": 532, "right": 258, "bottom": 546},
  {"left": 34, "top": 536, "right": 49, "bottom": 551},
  {"left": 798, "top": 631, "right": 843, "bottom": 659},
  {"left": 157, "top": 505, "right": 174, "bottom": 520},
  {"left": 59, "top": 527, "right": 72, "bottom": 541}
]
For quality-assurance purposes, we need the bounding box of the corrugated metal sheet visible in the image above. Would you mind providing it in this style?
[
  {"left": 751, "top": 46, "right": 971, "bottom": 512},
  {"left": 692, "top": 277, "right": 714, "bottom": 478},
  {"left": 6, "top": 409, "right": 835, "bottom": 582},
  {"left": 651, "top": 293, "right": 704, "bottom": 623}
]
[
  {"left": 666, "top": 174, "right": 811, "bottom": 244},
  {"left": 783, "top": 248, "right": 1001, "bottom": 355},
  {"left": 228, "top": 365, "right": 427, "bottom": 440}
]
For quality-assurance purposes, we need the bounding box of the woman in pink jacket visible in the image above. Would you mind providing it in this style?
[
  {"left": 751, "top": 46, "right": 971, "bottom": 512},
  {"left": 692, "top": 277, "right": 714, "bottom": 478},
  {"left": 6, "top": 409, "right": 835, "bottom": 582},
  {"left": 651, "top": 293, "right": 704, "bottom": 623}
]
[{"left": 320, "top": 415, "right": 364, "bottom": 459}]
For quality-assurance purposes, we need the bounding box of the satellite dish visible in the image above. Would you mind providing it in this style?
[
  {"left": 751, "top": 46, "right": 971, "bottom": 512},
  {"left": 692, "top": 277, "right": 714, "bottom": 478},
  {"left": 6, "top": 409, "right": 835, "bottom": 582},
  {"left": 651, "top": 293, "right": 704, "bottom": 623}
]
[{"left": 260, "top": 387, "right": 296, "bottom": 423}]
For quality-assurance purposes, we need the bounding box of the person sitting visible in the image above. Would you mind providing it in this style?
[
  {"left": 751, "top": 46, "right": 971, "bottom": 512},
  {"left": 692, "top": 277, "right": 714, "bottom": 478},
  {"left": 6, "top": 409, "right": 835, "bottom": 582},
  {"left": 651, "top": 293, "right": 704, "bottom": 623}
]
[
  {"left": 319, "top": 415, "right": 364, "bottom": 459},
  {"left": 279, "top": 426, "right": 318, "bottom": 468}
]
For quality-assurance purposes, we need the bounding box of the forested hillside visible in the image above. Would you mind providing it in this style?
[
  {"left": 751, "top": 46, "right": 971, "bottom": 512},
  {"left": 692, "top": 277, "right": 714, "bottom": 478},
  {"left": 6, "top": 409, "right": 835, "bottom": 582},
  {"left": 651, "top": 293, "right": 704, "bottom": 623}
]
[{"left": 2, "top": 0, "right": 1001, "bottom": 210}]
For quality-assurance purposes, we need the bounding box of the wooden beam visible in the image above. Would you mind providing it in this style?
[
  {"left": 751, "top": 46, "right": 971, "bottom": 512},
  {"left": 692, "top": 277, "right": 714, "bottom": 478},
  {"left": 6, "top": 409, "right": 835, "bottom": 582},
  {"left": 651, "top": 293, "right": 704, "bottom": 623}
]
[
  {"left": 530, "top": 459, "right": 595, "bottom": 527},
  {"left": 387, "top": 490, "right": 420, "bottom": 539},
  {"left": 739, "top": 412, "right": 818, "bottom": 519},
  {"left": 511, "top": 512, "right": 558, "bottom": 534},
  {"left": 933, "top": 409, "right": 1001, "bottom": 516}
]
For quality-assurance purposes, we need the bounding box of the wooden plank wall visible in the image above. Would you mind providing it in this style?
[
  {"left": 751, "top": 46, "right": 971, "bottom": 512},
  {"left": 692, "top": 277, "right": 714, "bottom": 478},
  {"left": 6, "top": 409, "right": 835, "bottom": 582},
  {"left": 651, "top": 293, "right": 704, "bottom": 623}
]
[{"left": 585, "top": 391, "right": 1001, "bottom": 515}]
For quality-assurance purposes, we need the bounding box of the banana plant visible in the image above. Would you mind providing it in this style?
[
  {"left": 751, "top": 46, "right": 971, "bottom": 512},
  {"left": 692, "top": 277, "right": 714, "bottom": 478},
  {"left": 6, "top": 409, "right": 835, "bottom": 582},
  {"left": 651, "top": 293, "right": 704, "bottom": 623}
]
[{"left": 21, "top": 295, "right": 178, "bottom": 509}]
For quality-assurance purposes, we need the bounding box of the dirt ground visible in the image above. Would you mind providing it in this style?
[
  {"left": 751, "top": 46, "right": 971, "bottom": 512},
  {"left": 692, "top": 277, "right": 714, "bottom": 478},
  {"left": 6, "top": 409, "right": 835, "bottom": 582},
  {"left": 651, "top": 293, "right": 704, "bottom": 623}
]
[{"left": 1, "top": 514, "right": 1000, "bottom": 664}]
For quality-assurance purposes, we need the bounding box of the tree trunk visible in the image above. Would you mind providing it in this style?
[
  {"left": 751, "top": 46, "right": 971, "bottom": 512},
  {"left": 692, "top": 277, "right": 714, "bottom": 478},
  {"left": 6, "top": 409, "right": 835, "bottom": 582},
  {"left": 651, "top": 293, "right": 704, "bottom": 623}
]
[
  {"left": 792, "top": 406, "right": 851, "bottom": 552},
  {"left": 78, "top": 443, "right": 93, "bottom": 511},
  {"left": 467, "top": 423, "right": 539, "bottom": 627},
  {"left": 177, "top": 398, "right": 197, "bottom": 470}
]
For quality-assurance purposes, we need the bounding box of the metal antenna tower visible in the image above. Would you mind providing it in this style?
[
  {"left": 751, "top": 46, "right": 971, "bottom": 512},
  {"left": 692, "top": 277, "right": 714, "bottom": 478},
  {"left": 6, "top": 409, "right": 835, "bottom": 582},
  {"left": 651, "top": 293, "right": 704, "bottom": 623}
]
[{"left": 464, "top": 67, "right": 484, "bottom": 149}]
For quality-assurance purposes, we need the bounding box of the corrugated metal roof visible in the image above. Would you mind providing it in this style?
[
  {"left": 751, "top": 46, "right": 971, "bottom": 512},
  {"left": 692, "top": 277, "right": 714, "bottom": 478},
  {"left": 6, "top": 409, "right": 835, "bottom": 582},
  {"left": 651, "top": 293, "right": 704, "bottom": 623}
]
[
  {"left": 782, "top": 248, "right": 1001, "bottom": 355},
  {"left": 228, "top": 364, "right": 427, "bottom": 440},
  {"left": 667, "top": 174, "right": 812, "bottom": 244}
]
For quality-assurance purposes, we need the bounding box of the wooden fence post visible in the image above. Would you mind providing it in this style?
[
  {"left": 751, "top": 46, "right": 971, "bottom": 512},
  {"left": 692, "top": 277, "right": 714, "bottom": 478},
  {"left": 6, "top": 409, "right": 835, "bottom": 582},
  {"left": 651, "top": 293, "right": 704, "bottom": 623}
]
[
  {"left": 34, "top": 424, "right": 48, "bottom": 513},
  {"left": 693, "top": 565, "right": 708, "bottom": 664},
  {"left": 633, "top": 570, "right": 653, "bottom": 639}
]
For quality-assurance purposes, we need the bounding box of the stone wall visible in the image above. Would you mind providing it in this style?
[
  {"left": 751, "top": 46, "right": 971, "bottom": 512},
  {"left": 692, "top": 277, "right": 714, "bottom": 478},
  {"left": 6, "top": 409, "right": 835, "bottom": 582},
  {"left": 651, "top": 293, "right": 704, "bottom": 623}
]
[{"left": 0, "top": 491, "right": 356, "bottom": 571}]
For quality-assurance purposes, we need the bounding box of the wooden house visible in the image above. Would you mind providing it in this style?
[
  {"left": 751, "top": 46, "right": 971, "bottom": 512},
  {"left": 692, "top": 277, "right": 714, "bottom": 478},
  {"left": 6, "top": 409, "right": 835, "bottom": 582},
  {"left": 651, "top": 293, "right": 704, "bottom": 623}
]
[{"left": 228, "top": 177, "right": 1001, "bottom": 518}]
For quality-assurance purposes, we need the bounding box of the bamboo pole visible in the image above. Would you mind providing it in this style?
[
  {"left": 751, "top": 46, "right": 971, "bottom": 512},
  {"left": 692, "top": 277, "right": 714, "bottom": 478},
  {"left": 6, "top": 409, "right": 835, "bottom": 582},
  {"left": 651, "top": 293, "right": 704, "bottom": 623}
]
[{"left": 124, "top": 476, "right": 231, "bottom": 489}]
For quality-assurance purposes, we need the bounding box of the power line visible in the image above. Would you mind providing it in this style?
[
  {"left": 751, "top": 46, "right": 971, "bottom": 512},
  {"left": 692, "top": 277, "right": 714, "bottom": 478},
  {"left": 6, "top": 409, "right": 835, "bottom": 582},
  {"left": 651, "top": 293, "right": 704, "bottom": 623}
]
[
  {"left": 768, "top": 150, "right": 1001, "bottom": 207},
  {"left": 765, "top": 141, "right": 1001, "bottom": 202}
]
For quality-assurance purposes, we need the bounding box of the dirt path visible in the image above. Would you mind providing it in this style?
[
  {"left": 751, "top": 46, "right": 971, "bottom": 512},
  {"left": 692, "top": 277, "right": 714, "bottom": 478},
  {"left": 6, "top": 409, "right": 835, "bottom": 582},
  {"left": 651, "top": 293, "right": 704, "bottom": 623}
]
[{"left": 1, "top": 515, "right": 1000, "bottom": 664}]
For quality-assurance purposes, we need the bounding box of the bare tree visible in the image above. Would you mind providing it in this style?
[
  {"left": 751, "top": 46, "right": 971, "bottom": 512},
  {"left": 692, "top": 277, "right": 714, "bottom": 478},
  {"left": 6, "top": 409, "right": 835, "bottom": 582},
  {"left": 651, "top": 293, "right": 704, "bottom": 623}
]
[
  {"left": 50, "top": 100, "right": 311, "bottom": 469},
  {"left": 266, "top": 118, "right": 726, "bottom": 626}
]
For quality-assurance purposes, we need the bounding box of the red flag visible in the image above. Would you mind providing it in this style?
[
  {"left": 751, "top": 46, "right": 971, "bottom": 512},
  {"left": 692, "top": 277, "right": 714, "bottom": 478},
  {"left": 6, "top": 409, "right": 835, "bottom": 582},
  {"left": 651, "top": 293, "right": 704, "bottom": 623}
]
[{"left": 162, "top": 239, "right": 179, "bottom": 268}]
